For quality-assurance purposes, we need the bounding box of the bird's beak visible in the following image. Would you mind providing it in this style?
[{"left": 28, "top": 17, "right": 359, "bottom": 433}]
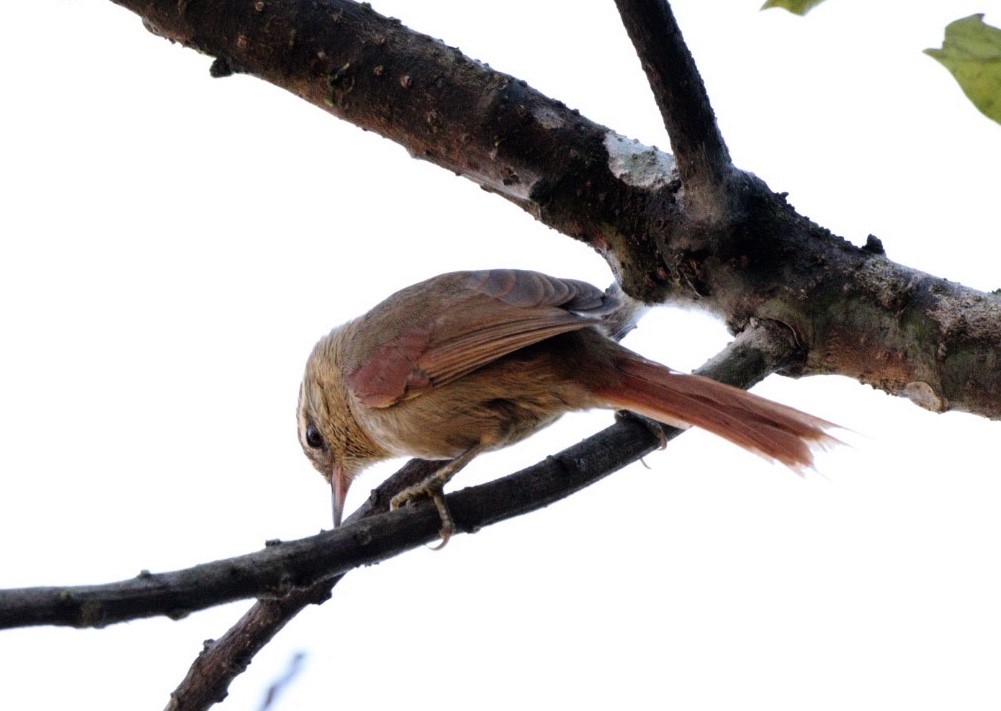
[{"left": 331, "top": 462, "right": 349, "bottom": 528}]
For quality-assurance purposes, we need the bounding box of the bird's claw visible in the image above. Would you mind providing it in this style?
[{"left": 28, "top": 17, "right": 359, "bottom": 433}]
[{"left": 391, "top": 484, "right": 455, "bottom": 548}]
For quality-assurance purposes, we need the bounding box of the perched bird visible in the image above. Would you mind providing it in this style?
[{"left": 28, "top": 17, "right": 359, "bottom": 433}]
[{"left": 297, "top": 269, "right": 834, "bottom": 541}]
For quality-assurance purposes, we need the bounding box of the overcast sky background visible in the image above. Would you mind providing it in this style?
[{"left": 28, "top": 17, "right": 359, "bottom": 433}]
[{"left": 3, "top": 1, "right": 1001, "bottom": 709}]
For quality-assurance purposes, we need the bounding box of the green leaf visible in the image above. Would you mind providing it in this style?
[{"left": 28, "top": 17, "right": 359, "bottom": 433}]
[
  {"left": 925, "top": 14, "right": 1001, "bottom": 125},
  {"left": 761, "top": 0, "right": 827, "bottom": 16}
]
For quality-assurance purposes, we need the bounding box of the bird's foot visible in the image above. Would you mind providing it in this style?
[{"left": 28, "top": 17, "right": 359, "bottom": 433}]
[
  {"left": 391, "top": 483, "right": 455, "bottom": 549},
  {"left": 389, "top": 445, "right": 485, "bottom": 549}
]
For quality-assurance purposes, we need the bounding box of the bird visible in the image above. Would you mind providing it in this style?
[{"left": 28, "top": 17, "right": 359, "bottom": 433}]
[{"left": 297, "top": 269, "right": 835, "bottom": 543}]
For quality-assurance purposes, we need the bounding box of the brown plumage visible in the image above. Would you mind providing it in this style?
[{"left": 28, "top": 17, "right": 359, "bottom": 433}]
[{"left": 297, "top": 269, "right": 834, "bottom": 535}]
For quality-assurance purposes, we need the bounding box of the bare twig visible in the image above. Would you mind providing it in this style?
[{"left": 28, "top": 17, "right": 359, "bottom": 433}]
[
  {"left": 0, "top": 327, "right": 797, "bottom": 633},
  {"left": 160, "top": 324, "right": 798, "bottom": 711},
  {"left": 6, "top": 447, "right": 635, "bottom": 630},
  {"left": 164, "top": 458, "right": 443, "bottom": 711},
  {"left": 0, "top": 327, "right": 797, "bottom": 709}
]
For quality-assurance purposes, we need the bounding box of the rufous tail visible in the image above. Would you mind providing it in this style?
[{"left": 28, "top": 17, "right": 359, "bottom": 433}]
[{"left": 595, "top": 353, "right": 836, "bottom": 470}]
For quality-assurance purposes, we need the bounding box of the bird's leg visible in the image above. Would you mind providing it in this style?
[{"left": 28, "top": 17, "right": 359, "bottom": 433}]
[{"left": 390, "top": 443, "right": 486, "bottom": 547}]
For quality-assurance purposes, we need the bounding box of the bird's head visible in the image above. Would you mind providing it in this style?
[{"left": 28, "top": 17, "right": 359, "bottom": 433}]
[{"left": 296, "top": 329, "right": 385, "bottom": 527}]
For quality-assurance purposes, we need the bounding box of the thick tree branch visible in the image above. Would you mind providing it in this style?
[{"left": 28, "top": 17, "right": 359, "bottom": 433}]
[
  {"left": 612, "top": 0, "right": 733, "bottom": 220},
  {"left": 103, "top": 0, "right": 1001, "bottom": 418},
  {"left": 122, "top": 0, "right": 669, "bottom": 297}
]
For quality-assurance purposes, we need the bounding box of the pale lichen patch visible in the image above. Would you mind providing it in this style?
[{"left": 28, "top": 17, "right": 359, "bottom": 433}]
[{"left": 603, "top": 132, "right": 675, "bottom": 190}]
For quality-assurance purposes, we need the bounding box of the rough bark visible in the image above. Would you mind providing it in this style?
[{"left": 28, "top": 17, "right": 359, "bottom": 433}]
[
  {"left": 111, "top": 0, "right": 1001, "bottom": 418},
  {"left": 7, "top": 0, "right": 998, "bottom": 707}
]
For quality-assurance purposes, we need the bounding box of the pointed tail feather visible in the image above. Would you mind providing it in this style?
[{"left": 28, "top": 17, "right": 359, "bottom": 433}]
[{"left": 595, "top": 354, "right": 836, "bottom": 470}]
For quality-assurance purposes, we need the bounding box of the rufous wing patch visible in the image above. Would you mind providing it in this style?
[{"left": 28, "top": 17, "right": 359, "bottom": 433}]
[{"left": 346, "top": 324, "right": 433, "bottom": 408}]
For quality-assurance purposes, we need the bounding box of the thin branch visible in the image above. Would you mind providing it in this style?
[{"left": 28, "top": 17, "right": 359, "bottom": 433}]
[
  {"left": 3, "top": 437, "right": 648, "bottom": 629},
  {"left": 0, "top": 325, "right": 796, "bottom": 633},
  {"left": 1, "top": 414, "right": 683, "bottom": 633},
  {"left": 163, "top": 458, "right": 443, "bottom": 711},
  {"left": 162, "top": 326, "right": 794, "bottom": 711},
  {"left": 612, "top": 0, "right": 732, "bottom": 219},
  {"left": 160, "top": 324, "right": 798, "bottom": 711},
  {"left": 0, "top": 328, "right": 796, "bottom": 710}
]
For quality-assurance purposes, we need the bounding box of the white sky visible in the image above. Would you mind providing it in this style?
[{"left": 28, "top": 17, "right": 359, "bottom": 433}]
[{"left": 2, "top": 1, "right": 1001, "bottom": 709}]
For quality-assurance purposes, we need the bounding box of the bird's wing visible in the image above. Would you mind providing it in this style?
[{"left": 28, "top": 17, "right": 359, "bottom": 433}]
[{"left": 346, "top": 269, "right": 617, "bottom": 408}]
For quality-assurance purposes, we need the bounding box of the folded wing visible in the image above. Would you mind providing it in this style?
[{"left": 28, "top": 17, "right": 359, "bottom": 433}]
[{"left": 346, "top": 270, "right": 616, "bottom": 408}]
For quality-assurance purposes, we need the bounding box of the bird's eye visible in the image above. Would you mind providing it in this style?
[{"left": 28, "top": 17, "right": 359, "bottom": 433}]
[{"left": 305, "top": 423, "right": 326, "bottom": 450}]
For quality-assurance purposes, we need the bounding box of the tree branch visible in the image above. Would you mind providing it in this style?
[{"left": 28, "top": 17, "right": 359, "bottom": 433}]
[
  {"left": 2, "top": 327, "right": 794, "bottom": 632},
  {"left": 163, "top": 458, "right": 443, "bottom": 711},
  {"left": 102, "top": 0, "right": 1001, "bottom": 419},
  {"left": 161, "top": 319, "right": 801, "bottom": 711},
  {"left": 612, "top": 0, "right": 732, "bottom": 220},
  {"left": 2, "top": 447, "right": 639, "bottom": 629},
  {"left": 118, "top": 0, "right": 667, "bottom": 297},
  {"left": 0, "top": 328, "right": 797, "bottom": 710}
]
